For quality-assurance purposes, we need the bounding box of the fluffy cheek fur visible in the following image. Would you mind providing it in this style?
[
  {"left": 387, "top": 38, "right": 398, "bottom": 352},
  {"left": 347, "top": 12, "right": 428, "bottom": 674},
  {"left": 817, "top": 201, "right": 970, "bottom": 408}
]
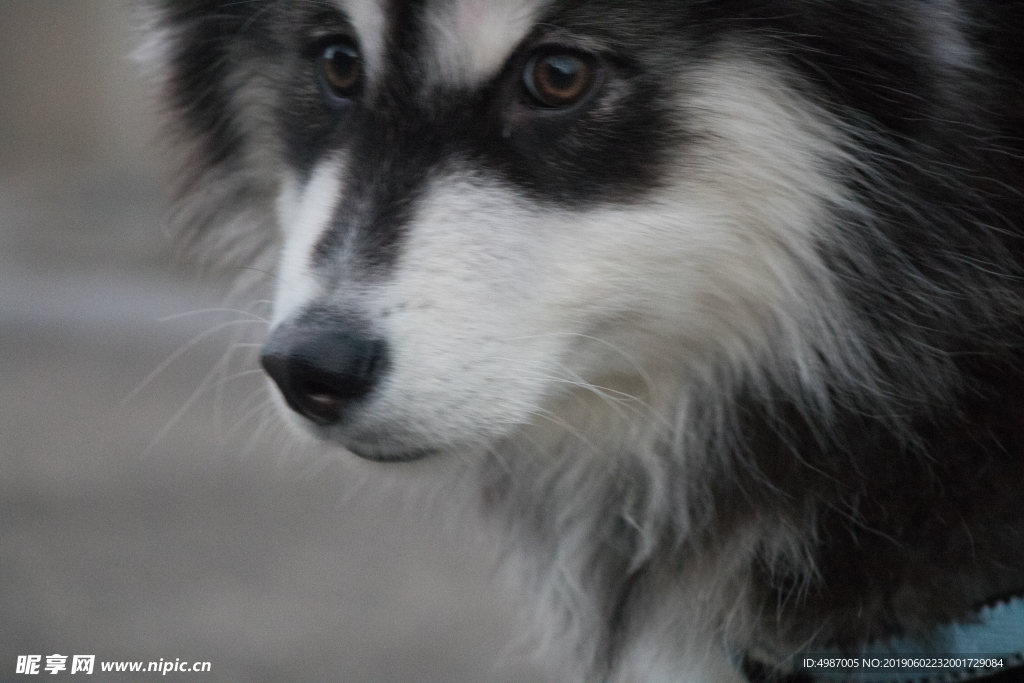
[{"left": 271, "top": 58, "right": 857, "bottom": 461}]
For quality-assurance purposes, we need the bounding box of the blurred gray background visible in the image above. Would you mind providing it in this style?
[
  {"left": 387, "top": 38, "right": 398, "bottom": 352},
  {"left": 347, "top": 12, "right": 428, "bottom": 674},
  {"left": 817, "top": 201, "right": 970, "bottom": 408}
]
[{"left": 0, "top": 2, "right": 552, "bottom": 681}]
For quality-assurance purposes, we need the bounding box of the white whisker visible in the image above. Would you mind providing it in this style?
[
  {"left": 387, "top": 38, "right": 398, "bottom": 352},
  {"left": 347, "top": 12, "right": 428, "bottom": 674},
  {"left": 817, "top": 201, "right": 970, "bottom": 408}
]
[
  {"left": 215, "top": 396, "right": 275, "bottom": 459},
  {"left": 156, "top": 307, "right": 269, "bottom": 323},
  {"left": 506, "top": 331, "right": 659, "bottom": 399},
  {"left": 124, "top": 318, "right": 268, "bottom": 404}
]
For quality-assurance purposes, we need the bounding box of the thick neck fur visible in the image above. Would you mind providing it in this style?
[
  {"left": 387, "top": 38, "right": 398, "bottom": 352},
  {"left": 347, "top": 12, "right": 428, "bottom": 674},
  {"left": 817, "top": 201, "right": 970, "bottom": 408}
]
[{"left": 480, "top": 350, "right": 1024, "bottom": 682}]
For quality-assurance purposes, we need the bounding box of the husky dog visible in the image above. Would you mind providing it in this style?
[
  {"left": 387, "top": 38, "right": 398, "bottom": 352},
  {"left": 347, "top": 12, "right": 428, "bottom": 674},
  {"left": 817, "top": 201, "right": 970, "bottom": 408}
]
[{"left": 146, "top": 1, "right": 1024, "bottom": 681}]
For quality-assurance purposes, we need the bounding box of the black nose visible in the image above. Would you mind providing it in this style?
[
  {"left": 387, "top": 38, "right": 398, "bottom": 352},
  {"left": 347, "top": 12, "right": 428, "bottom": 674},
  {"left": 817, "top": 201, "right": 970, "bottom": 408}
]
[{"left": 260, "top": 322, "right": 388, "bottom": 426}]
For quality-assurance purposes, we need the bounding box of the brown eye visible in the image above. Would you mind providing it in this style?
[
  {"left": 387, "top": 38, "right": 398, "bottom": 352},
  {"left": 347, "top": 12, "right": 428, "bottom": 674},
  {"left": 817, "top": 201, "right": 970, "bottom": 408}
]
[
  {"left": 320, "top": 42, "right": 362, "bottom": 98},
  {"left": 524, "top": 52, "right": 596, "bottom": 108}
]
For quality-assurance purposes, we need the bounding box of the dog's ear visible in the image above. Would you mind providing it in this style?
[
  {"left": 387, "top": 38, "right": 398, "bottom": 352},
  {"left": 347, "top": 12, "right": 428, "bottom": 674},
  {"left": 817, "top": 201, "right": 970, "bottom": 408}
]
[{"left": 139, "top": 0, "right": 285, "bottom": 267}]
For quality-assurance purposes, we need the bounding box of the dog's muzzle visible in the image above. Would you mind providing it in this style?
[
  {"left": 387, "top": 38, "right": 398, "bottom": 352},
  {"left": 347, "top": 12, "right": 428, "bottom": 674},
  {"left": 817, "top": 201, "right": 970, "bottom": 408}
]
[{"left": 260, "top": 320, "right": 387, "bottom": 426}]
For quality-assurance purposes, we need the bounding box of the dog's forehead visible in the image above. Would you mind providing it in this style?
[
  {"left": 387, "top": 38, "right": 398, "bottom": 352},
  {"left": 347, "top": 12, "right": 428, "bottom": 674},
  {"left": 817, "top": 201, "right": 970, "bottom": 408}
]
[
  {"left": 333, "top": 0, "right": 388, "bottom": 82},
  {"left": 334, "top": 0, "right": 549, "bottom": 89},
  {"left": 418, "top": 0, "right": 550, "bottom": 87}
]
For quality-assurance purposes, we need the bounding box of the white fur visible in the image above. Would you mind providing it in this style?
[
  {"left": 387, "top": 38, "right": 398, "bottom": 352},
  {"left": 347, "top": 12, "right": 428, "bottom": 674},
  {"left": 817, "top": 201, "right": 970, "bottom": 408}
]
[
  {"left": 927, "top": 0, "right": 976, "bottom": 72},
  {"left": 132, "top": 4, "right": 171, "bottom": 75},
  {"left": 336, "top": 0, "right": 389, "bottom": 85},
  {"left": 273, "top": 159, "right": 346, "bottom": 326},
  {"left": 420, "top": 0, "right": 548, "bottom": 89}
]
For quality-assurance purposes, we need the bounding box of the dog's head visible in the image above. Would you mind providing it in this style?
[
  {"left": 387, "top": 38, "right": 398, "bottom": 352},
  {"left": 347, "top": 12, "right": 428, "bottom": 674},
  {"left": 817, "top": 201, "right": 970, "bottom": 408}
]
[{"left": 151, "top": 0, "right": 860, "bottom": 462}]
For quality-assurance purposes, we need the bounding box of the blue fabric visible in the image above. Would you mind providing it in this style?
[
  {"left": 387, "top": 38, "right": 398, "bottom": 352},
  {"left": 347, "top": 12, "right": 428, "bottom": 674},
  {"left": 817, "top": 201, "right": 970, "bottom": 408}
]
[{"left": 798, "top": 596, "right": 1024, "bottom": 682}]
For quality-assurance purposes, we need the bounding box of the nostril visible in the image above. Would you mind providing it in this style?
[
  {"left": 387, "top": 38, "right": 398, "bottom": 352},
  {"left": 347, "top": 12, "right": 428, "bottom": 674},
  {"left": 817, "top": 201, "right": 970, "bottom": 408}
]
[
  {"left": 259, "top": 324, "right": 388, "bottom": 426},
  {"left": 290, "top": 379, "right": 345, "bottom": 425},
  {"left": 288, "top": 360, "right": 374, "bottom": 425}
]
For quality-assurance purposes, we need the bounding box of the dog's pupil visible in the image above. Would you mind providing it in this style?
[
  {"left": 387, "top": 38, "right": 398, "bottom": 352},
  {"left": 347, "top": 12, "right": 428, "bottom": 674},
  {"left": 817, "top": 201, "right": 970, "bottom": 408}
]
[
  {"left": 541, "top": 56, "right": 582, "bottom": 96},
  {"left": 323, "top": 44, "right": 360, "bottom": 94}
]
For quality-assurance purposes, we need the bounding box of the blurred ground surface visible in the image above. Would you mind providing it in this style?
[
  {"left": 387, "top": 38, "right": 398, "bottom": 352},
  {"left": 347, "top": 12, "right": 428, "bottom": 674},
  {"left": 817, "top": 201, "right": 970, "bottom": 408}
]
[{"left": 0, "top": 2, "right": 552, "bottom": 682}]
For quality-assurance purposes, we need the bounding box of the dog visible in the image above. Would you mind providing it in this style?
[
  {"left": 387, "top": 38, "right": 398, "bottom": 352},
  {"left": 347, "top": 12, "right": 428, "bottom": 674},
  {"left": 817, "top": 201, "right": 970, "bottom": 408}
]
[{"left": 145, "top": 1, "right": 1024, "bottom": 681}]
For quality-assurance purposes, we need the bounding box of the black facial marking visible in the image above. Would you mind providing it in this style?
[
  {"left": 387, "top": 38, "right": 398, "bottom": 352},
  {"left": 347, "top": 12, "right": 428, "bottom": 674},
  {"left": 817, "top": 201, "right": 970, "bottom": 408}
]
[
  {"left": 161, "top": 0, "right": 1020, "bottom": 276},
  {"left": 280, "top": 1, "right": 690, "bottom": 275},
  {"left": 278, "top": 5, "right": 361, "bottom": 175}
]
